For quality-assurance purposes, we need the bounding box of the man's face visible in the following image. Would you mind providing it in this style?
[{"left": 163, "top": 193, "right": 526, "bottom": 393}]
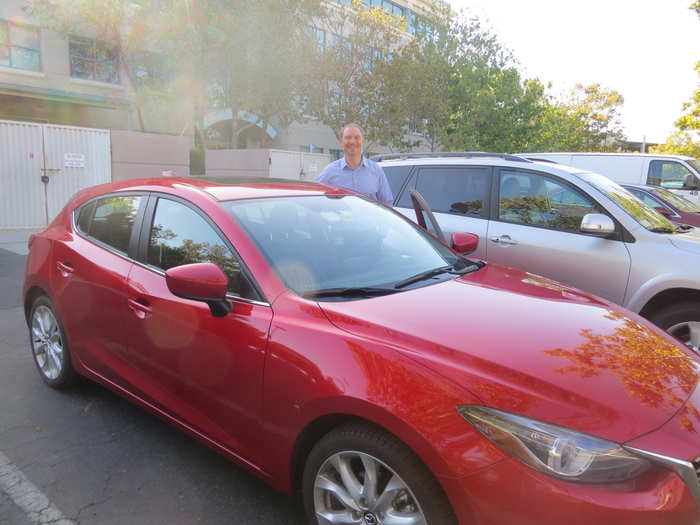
[{"left": 339, "top": 126, "right": 364, "bottom": 157}]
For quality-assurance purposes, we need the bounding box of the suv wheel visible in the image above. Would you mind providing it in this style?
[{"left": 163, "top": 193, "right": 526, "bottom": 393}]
[{"left": 650, "top": 301, "right": 700, "bottom": 354}]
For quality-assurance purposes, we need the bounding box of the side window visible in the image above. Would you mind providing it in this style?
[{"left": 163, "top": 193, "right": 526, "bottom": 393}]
[
  {"left": 75, "top": 200, "right": 95, "bottom": 235},
  {"left": 87, "top": 196, "right": 142, "bottom": 253},
  {"left": 648, "top": 161, "right": 694, "bottom": 189},
  {"left": 147, "top": 198, "right": 250, "bottom": 297},
  {"left": 382, "top": 166, "right": 412, "bottom": 202},
  {"left": 413, "top": 167, "right": 490, "bottom": 216},
  {"left": 498, "top": 171, "right": 601, "bottom": 233},
  {"left": 627, "top": 188, "right": 664, "bottom": 208}
]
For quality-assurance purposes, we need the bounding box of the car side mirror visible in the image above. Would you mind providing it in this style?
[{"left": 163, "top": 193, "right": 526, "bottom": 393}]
[
  {"left": 165, "top": 262, "right": 232, "bottom": 318},
  {"left": 580, "top": 213, "right": 615, "bottom": 236},
  {"left": 451, "top": 232, "right": 478, "bottom": 254},
  {"left": 654, "top": 206, "right": 672, "bottom": 217}
]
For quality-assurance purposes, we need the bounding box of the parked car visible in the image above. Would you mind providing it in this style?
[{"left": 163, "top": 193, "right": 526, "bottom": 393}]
[
  {"left": 518, "top": 152, "right": 700, "bottom": 205},
  {"left": 376, "top": 152, "right": 700, "bottom": 350},
  {"left": 23, "top": 177, "right": 700, "bottom": 524},
  {"left": 623, "top": 183, "right": 700, "bottom": 227}
]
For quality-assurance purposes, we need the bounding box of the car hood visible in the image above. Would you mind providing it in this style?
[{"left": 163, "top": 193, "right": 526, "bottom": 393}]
[
  {"left": 669, "top": 227, "right": 700, "bottom": 254},
  {"left": 318, "top": 264, "right": 700, "bottom": 444}
]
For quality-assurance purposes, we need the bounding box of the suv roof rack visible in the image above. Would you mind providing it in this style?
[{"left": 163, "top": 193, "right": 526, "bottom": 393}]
[{"left": 371, "top": 151, "right": 531, "bottom": 163}]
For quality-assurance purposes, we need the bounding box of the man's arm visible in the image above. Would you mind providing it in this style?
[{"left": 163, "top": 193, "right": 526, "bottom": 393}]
[{"left": 376, "top": 168, "right": 394, "bottom": 206}]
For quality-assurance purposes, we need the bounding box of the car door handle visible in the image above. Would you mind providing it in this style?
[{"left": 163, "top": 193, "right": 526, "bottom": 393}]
[
  {"left": 56, "top": 261, "right": 74, "bottom": 276},
  {"left": 128, "top": 298, "right": 152, "bottom": 320},
  {"left": 490, "top": 235, "right": 518, "bottom": 246}
]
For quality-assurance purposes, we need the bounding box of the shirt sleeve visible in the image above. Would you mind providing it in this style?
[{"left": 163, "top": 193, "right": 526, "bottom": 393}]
[{"left": 376, "top": 167, "right": 394, "bottom": 206}]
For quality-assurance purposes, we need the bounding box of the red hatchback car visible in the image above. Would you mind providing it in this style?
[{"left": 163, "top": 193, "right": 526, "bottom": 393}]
[
  {"left": 623, "top": 183, "right": 700, "bottom": 227},
  {"left": 23, "top": 177, "right": 700, "bottom": 524}
]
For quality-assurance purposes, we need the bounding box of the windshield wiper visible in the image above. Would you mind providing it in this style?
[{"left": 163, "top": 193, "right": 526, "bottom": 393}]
[
  {"left": 302, "top": 287, "right": 397, "bottom": 299},
  {"left": 394, "top": 262, "right": 478, "bottom": 289}
]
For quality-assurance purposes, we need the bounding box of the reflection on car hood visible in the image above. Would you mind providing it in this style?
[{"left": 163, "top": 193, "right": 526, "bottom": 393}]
[
  {"left": 318, "top": 264, "right": 700, "bottom": 444},
  {"left": 669, "top": 226, "right": 700, "bottom": 255}
]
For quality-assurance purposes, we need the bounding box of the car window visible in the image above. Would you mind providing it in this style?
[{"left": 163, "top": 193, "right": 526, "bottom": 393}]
[
  {"left": 498, "top": 171, "right": 600, "bottom": 232},
  {"left": 647, "top": 160, "right": 695, "bottom": 189},
  {"left": 413, "top": 167, "right": 489, "bottom": 216},
  {"left": 147, "top": 198, "right": 249, "bottom": 297},
  {"left": 626, "top": 188, "right": 665, "bottom": 209},
  {"left": 225, "top": 195, "right": 461, "bottom": 296},
  {"left": 382, "top": 166, "right": 411, "bottom": 202},
  {"left": 81, "top": 195, "right": 142, "bottom": 253}
]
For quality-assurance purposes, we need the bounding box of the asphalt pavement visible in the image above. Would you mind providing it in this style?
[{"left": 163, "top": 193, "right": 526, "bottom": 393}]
[{"left": 0, "top": 237, "right": 306, "bottom": 524}]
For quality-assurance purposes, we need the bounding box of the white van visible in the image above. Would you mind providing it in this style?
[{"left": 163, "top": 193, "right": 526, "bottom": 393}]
[{"left": 520, "top": 152, "right": 700, "bottom": 205}]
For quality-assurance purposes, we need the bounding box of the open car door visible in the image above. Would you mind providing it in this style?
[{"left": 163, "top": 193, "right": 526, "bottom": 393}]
[{"left": 409, "top": 189, "right": 479, "bottom": 255}]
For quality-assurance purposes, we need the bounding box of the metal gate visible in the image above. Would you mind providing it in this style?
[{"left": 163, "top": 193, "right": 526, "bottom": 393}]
[{"left": 0, "top": 119, "right": 111, "bottom": 229}]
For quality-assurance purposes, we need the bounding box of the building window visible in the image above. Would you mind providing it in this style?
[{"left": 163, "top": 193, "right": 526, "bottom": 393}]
[
  {"left": 0, "top": 20, "right": 41, "bottom": 72},
  {"left": 128, "top": 50, "right": 172, "bottom": 88},
  {"left": 330, "top": 149, "right": 343, "bottom": 160},
  {"left": 299, "top": 145, "right": 311, "bottom": 152},
  {"left": 69, "top": 36, "right": 120, "bottom": 84}
]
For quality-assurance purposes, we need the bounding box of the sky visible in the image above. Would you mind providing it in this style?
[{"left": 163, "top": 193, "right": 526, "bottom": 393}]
[{"left": 446, "top": 0, "right": 700, "bottom": 144}]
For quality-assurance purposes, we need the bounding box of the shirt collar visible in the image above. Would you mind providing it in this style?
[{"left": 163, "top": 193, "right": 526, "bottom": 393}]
[{"left": 341, "top": 156, "right": 366, "bottom": 170}]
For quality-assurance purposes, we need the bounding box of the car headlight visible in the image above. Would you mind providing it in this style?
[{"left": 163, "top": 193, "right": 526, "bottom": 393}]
[{"left": 457, "top": 405, "right": 651, "bottom": 483}]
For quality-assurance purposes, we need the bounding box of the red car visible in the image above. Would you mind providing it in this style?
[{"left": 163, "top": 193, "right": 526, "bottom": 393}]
[
  {"left": 23, "top": 177, "right": 700, "bottom": 524},
  {"left": 623, "top": 183, "right": 700, "bottom": 227}
]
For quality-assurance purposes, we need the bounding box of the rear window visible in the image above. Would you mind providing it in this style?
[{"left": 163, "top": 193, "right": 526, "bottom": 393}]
[{"left": 77, "top": 195, "right": 142, "bottom": 254}]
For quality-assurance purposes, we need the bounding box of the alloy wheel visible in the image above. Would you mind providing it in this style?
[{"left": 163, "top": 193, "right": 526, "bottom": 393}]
[{"left": 31, "top": 305, "right": 64, "bottom": 380}]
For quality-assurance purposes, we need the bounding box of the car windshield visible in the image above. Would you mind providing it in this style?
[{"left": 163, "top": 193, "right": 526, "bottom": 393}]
[
  {"left": 653, "top": 187, "right": 700, "bottom": 213},
  {"left": 224, "top": 195, "right": 465, "bottom": 297},
  {"left": 579, "top": 172, "right": 678, "bottom": 231}
]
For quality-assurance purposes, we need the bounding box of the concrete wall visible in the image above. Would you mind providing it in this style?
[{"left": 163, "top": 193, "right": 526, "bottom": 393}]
[
  {"left": 205, "top": 149, "right": 332, "bottom": 180},
  {"left": 111, "top": 130, "right": 191, "bottom": 181}
]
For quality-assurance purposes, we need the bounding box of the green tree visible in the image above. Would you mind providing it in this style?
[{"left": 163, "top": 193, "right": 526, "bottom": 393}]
[{"left": 566, "top": 83, "right": 626, "bottom": 151}]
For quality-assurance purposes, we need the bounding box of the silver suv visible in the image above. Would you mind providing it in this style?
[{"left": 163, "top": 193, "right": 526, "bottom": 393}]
[{"left": 377, "top": 152, "right": 700, "bottom": 349}]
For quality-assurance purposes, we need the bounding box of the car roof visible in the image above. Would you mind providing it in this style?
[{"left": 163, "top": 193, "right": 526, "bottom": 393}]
[
  {"left": 375, "top": 152, "right": 591, "bottom": 176},
  {"left": 77, "top": 176, "right": 350, "bottom": 203}
]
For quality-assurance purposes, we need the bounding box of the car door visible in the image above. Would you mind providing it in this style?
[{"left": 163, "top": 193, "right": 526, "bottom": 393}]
[
  {"left": 394, "top": 166, "right": 491, "bottom": 259},
  {"left": 53, "top": 194, "right": 144, "bottom": 381},
  {"left": 123, "top": 194, "right": 273, "bottom": 462},
  {"left": 487, "top": 169, "right": 631, "bottom": 304}
]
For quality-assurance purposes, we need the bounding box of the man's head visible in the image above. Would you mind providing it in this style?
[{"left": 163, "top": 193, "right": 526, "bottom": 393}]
[{"left": 339, "top": 123, "right": 365, "bottom": 159}]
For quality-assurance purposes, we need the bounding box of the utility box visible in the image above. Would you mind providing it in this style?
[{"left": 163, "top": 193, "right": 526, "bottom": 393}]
[{"left": 205, "top": 149, "right": 331, "bottom": 181}]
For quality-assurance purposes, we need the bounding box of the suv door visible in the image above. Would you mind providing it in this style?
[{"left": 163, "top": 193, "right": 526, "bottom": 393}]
[
  {"left": 123, "top": 195, "right": 272, "bottom": 464},
  {"left": 487, "top": 169, "right": 631, "bottom": 304},
  {"left": 394, "top": 166, "right": 491, "bottom": 259}
]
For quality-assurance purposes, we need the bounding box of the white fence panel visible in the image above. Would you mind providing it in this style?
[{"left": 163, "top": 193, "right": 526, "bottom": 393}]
[
  {"left": 0, "top": 120, "right": 45, "bottom": 229},
  {"left": 43, "top": 124, "right": 111, "bottom": 224}
]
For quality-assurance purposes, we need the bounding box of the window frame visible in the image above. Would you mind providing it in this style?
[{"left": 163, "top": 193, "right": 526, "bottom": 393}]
[
  {"left": 68, "top": 35, "right": 120, "bottom": 84},
  {"left": 0, "top": 19, "right": 42, "bottom": 72},
  {"left": 72, "top": 192, "right": 148, "bottom": 258},
  {"left": 136, "top": 193, "right": 266, "bottom": 304}
]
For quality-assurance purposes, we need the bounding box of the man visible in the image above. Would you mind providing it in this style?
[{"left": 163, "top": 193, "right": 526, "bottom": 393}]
[{"left": 317, "top": 123, "right": 393, "bottom": 206}]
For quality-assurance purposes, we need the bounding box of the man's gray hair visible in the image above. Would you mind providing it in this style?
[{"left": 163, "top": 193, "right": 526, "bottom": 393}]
[{"left": 339, "top": 123, "right": 365, "bottom": 138}]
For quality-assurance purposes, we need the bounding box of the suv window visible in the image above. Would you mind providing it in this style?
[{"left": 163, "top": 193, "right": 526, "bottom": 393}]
[
  {"left": 627, "top": 188, "right": 667, "bottom": 210},
  {"left": 147, "top": 198, "right": 252, "bottom": 297},
  {"left": 80, "top": 195, "right": 142, "bottom": 253},
  {"left": 382, "top": 166, "right": 412, "bottom": 202},
  {"left": 498, "top": 171, "right": 600, "bottom": 232},
  {"left": 411, "top": 167, "right": 489, "bottom": 216},
  {"left": 648, "top": 160, "right": 695, "bottom": 189}
]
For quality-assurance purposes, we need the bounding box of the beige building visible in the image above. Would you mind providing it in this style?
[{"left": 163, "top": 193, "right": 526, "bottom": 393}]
[{"left": 0, "top": 0, "right": 446, "bottom": 164}]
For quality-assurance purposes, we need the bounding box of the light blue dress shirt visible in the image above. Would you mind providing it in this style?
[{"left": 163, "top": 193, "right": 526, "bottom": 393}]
[{"left": 317, "top": 157, "right": 394, "bottom": 206}]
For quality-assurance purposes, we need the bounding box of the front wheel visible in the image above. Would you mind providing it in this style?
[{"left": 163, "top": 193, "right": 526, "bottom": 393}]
[
  {"left": 302, "top": 423, "right": 457, "bottom": 525},
  {"left": 29, "top": 295, "right": 76, "bottom": 388},
  {"left": 649, "top": 300, "right": 700, "bottom": 354}
]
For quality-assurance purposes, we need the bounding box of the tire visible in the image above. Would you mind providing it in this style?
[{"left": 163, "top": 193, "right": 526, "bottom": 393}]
[
  {"left": 302, "top": 423, "right": 457, "bottom": 525},
  {"left": 649, "top": 300, "right": 700, "bottom": 353},
  {"left": 28, "top": 295, "right": 76, "bottom": 389}
]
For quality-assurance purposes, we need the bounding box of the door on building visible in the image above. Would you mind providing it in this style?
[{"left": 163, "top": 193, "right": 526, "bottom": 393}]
[{"left": 0, "top": 119, "right": 111, "bottom": 229}]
